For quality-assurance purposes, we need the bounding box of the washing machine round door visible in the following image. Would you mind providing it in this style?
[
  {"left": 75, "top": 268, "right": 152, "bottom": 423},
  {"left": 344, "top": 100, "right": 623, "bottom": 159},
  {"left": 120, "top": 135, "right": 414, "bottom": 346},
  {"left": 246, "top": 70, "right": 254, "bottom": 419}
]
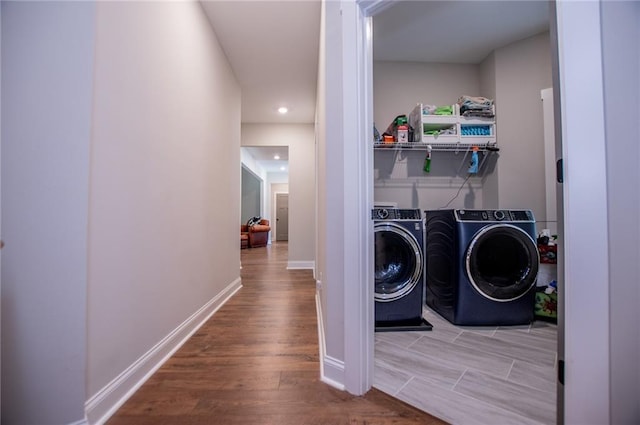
[
  {"left": 465, "top": 224, "right": 539, "bottom": 302},
  {"left": 374, "top": 222, "right": 423, "bottom": 302}
]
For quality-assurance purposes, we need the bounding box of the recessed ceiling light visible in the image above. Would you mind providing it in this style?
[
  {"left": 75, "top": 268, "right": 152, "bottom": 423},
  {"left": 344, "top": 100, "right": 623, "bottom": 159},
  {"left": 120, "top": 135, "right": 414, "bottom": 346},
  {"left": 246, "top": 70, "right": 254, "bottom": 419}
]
[
  {"left": 278, "top": 107, "right": 288, "bottom": 114},
  {"left": 274, "top": 154, "right": 280, "bottom": 160}
]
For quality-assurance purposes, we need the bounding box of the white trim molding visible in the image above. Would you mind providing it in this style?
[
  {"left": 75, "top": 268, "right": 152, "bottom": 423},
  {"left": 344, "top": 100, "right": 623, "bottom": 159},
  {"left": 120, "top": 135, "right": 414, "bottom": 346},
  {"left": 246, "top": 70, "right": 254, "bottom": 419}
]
[
  {"left": 315, "top": 291, "right": 345, "bottom": 390},
  {"left": 67, "top": 419, "right": 89, "bottom": 425},
  {"left": 340, "top": 0, "right": 375, "bottom": 396},
  {"left": 85, "top": 278, "right": 243, "bottom": 425},
  {"left": 287, "top": 260, "right": 315, "bottom": 271}
]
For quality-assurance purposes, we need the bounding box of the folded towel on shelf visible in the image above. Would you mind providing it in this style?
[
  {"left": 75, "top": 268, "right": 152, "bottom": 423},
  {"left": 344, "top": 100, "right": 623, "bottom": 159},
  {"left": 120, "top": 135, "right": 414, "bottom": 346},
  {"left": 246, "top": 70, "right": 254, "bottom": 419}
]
[
  {"left": 458, "top": 95, "right": 492, "bottom": 106},
  {"left": 457, "top": 95, "right": 495, "bottom": 118}
]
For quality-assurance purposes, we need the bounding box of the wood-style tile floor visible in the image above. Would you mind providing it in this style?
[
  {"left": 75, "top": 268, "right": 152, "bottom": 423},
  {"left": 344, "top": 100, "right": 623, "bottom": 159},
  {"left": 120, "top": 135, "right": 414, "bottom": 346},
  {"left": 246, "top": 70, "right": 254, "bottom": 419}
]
[
  {"left": 374, "top": 265, "right": 558, "bottom": 425},
  {"left": 107, "top": 241, "right": 446, "bottom": 425}
]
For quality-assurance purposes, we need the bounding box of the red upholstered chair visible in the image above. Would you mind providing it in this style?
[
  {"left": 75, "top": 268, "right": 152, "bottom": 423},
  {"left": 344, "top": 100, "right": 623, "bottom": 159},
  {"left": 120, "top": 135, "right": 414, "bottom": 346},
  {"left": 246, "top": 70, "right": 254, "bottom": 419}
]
[
  {"left": 247, "top": 219, "right": 270, "bottom": 248},
  {"left": 240, "top": 225, "right": 249, "bottom": 249}
]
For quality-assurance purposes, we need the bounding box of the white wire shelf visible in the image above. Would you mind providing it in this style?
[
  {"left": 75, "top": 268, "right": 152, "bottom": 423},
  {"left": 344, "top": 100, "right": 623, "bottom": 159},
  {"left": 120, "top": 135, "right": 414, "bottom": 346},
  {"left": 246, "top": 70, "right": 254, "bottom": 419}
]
[{"left": 373, "top": 141, "right": 498, "bottom": 152}]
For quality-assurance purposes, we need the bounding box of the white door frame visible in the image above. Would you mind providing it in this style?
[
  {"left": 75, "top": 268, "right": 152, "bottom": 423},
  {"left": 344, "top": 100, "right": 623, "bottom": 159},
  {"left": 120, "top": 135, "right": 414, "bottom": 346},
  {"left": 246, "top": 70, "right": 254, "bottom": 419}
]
[
  {"left": 340, "top": 0, "right": 399, "bottom": 396},
  {"left": 339, "top": 0, "right": 380, "bottom": 395}
]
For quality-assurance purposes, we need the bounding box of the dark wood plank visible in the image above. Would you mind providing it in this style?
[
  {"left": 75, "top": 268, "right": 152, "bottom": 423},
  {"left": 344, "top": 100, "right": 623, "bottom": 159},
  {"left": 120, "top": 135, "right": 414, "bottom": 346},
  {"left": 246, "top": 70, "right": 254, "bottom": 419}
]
[{"left": 107, "top": 242, "right": 447, "bottom": 424}]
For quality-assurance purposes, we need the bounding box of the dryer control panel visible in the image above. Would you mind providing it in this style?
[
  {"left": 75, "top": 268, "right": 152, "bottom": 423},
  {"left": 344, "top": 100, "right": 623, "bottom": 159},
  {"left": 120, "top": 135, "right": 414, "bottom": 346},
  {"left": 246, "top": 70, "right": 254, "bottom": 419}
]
[
  {"left": 456, "top": 209, "right": 534, "bottom": 222},
  {"left": 372, "top": 208, "right": 421, "bottom": 221}
]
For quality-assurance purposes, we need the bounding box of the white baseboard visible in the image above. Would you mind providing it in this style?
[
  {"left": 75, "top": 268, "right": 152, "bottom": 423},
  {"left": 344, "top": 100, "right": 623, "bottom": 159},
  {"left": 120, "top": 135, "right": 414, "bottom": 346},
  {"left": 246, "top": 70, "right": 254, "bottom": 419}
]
[
  {"left": 315, "top": 291, "right": 345, "bottom": 391},
  {"left": 287, "top": 260, "right": 315, "bottom": 271},
  {"left": 68, "top": 418, "right": 89, "bottom": 425},
  {"left": 85, "top": 278, "right": 242, "bottom": 425}
]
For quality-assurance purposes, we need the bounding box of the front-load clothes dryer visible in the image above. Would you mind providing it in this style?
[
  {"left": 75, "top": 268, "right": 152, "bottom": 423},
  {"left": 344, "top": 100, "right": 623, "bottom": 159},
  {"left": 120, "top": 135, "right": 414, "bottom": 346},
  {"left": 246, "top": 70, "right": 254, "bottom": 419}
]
[
  {"left": 425, "top": 209, "right": 540, "bottom": 326},
  {"left": 372, "top": 208, "right": 431, "bottom": 331}
]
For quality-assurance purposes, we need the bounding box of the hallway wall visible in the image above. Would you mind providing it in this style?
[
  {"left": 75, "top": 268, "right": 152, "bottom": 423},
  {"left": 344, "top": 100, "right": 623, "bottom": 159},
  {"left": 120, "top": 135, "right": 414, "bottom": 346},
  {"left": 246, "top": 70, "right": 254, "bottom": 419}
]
[
  {"left": 1, "top": 2, "right": 95, "bottom": 423},
  {"left": 88, "top": 0, "right": 241, "bottom": 415},
  {"left": 1, "top": 2, "right": 241, "bottom": 423}
]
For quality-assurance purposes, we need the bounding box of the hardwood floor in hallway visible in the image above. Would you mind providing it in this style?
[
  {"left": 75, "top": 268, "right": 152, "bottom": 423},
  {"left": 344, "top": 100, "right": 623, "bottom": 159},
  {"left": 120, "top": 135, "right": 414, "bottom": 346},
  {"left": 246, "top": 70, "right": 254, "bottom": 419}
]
[{"left": 107, "top": 242, "right": 446, "bottom": 425}]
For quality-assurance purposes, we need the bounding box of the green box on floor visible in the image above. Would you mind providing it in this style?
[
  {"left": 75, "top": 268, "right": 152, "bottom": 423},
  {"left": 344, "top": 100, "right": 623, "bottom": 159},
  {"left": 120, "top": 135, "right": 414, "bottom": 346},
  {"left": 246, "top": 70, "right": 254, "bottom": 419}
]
[{"left": 535, "top": 289, "right": 557, "bottom": 322}]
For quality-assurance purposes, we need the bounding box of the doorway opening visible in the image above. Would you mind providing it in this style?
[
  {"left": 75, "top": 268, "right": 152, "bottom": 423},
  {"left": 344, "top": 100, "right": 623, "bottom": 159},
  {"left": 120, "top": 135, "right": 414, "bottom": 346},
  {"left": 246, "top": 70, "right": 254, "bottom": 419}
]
[
  {"left": 240, "top": 146, "right": 289, "bottom": 246},
  {"left": 368, "top": 2, "right": 561, "bottom": 424}
]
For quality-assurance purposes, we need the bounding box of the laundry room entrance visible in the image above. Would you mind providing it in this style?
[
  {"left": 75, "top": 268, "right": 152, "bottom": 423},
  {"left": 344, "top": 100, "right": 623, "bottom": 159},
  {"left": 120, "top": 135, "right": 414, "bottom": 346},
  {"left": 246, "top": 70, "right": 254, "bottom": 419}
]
[{"left": 367, "top": 1, "right": 562, "bottom": 423}]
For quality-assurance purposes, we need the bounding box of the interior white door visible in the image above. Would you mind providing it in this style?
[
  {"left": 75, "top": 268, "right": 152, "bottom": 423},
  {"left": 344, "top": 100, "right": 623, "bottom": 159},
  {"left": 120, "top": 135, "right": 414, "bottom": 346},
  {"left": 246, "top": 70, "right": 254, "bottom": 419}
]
[{"left": 275, "top": 193, "right": 289, "bottom": 241}]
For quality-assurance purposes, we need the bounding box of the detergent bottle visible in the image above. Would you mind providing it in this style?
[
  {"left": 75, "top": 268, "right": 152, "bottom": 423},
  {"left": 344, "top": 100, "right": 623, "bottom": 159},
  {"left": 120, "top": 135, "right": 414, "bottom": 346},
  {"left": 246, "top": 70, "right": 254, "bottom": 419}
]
[{"left": 468, "top": 146, "right": 479, "bottom": 174}]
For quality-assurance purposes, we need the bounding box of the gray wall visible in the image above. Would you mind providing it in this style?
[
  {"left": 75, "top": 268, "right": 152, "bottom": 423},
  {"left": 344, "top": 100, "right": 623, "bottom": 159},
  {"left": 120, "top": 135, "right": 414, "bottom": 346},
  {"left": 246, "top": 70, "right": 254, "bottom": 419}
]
[
  {"left": 1, "top": 3, "right": 95, "bottom": 423},
  {"left": 242, "top": 166, "right": 262, "bottom": 223},
  {"left": 479, "top": 51, "right": 499, "bottom": 208},
  {"left": 241, "top": 124, "right": 316, "bottom": 267},
  {"left": 373, "top": 61, "right": 480, "bottom": 129},
  {"left": 492, "top": 32, "right": 552, "bottom": 221}
]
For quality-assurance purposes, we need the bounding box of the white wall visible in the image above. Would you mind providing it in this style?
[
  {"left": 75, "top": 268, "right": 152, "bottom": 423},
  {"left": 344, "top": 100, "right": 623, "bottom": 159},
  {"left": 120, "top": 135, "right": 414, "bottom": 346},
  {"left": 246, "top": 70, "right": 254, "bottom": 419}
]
[
  {"left": 241, "top": 148, "right": 268, "bottom": 182},
  {"left": 241, "top": 124, "right": 315, "bottom": 266},
  {"left": 1, "top": 2, "right": 95, "bottom": 423},
  {"left": 88, "top": 2, "right": 241, "bottom": 414}
]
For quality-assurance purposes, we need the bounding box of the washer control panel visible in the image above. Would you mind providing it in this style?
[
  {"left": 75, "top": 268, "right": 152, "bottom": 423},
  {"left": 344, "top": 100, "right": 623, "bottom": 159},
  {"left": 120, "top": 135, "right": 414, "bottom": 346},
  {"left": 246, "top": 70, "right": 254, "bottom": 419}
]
[
  {"left": 372, "top": 208, "right": 421, "bottom": 221},
  {"left": 456, "top": 209, "right": 534, "bottom": 222}
]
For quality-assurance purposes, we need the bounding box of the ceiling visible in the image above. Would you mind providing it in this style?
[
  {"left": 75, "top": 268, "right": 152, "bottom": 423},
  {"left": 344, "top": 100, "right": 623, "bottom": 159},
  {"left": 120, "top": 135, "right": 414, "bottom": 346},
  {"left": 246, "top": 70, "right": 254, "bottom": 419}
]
[
  {"left": 242, "top": 146, "right": 289, "bottom": 173},
  {"left": 373, "top": 1, "right": 550, "bottom": 64},
  {"left": 201, "top": 0, "right": 549, "bottom": 170},
  {"left": 200, "top": 0, "right": 321, "bottom": 125}
]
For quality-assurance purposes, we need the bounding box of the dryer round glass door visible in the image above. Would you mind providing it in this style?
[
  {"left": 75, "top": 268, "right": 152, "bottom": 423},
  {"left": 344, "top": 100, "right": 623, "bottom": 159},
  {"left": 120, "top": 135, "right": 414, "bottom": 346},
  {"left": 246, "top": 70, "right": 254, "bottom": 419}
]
[
  {"left": 374, "top": 222, "right": 423, "bottom": 302},
  {"left": 465, "top": 224, "right": 539, "bottom": 302}
]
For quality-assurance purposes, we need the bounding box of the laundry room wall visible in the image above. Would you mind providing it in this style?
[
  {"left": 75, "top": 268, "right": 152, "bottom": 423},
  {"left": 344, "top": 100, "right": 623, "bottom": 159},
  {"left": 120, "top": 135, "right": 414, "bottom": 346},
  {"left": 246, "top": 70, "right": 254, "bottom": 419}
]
[
  {"left": 372, "top": 31, "right": 552, "bottom": 221},
  {"left": 479, "top": 51, "right": 499, "bottom": 209},
  {"left": 488, "top": 31, "right": 552, "bottom": 222},
  {"left": 373, "top": 61, "right": 485, "bottom": 210}
]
